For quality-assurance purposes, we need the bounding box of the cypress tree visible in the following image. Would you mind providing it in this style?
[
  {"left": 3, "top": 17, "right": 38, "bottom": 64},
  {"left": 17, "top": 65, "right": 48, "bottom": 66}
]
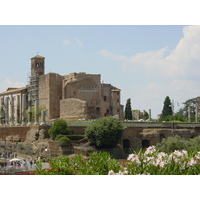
[
  {"left": 162, "top": 96, "right": 173, "bottom": 117},
  {"left": 125, "top": 98, "right": 133, "bottom": 120}
]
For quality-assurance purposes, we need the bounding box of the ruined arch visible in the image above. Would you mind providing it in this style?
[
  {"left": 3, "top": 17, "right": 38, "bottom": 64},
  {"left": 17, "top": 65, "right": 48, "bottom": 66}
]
[
  {"left": 123, "top": 139, "right": 130, "bottom": 154},
  {"left": 142, "top": 139, "right": 150, "bottom": 149}
]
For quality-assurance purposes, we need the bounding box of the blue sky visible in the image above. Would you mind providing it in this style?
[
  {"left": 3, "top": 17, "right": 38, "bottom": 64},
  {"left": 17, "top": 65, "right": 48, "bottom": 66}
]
[{"left": 1, "top": 25, "right": 200, "bottom": 118}]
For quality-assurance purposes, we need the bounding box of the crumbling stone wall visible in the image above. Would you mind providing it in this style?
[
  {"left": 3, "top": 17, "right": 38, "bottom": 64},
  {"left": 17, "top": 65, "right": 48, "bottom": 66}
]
[
  {"left": 120, "top": 127, "right": 200, "bottom": 150},
  {"left": 60, "top": 98, "right": 89, "bottom": 121}
]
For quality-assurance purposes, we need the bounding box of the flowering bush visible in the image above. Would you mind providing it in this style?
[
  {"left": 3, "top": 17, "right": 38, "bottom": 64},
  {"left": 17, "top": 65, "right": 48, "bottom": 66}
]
[
  {"left": 36, "top": 146, "right": 200, "bottom": 175},
  {"left": 108, "top": 146, "right": 200, "bottom": 175}
]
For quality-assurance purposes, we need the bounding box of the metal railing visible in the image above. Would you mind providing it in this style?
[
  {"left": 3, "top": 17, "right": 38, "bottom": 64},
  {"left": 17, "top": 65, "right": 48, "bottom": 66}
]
[{"left": 68, "top": 121, "right": 200, "bottom": 128}]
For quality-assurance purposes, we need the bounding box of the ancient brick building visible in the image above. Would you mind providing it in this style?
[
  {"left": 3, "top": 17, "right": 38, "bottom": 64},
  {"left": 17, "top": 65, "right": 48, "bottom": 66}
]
[{"left": 0, "top": 55, "right": 123, "bottom": 124}]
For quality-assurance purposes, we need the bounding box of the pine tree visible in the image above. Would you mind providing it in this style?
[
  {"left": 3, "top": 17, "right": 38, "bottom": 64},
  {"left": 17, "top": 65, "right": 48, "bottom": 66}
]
[
  {"left": 125, "top": 98, "right": 133, "bottom": 120},
  {"left": 162, "top": 96, "right": 173, "bottom": 117}
]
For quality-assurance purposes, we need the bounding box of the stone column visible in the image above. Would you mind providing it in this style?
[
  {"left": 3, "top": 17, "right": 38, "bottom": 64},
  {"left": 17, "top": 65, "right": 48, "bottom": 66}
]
[
  {"left": 149, "top": 109, "right": 151, "bottom": 121},
  {"left": 40, "top": 110, "right": 46, "bottom": 125},
  {"left": 16, "top": 95, "right": 20, "bottom": 126},
  {"left": 195, "top": 105, "right": 198, "bottom": 123},
  {"left": 27, "top": 93, "right": 32, "bottom": 125},
  {"left": 34, "top": 100, "right": 39, "bottom": 125},
  {"left": 10, "top": 95, "right": 14, "bottom": 126},
  {"left": 188, "top": 106, "right": 191, "bottom": 123},
  {"left": 21, "top": 94, "right": 26, "bottom": 126},
  {"left": 5, "top": 97, "right": 9, "bottom": 125},
  {"left": 0, "top": 97, "right": 4, "bottom": 126}
]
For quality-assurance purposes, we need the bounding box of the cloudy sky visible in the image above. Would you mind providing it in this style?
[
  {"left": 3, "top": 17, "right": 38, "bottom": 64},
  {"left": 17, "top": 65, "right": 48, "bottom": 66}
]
[{"left": 0, "top": 25, "right": 200, "bottom": 118}]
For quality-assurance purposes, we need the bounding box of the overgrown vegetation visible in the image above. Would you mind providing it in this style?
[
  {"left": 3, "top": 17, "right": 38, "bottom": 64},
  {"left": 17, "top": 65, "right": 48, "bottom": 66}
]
[
  {"left": 84, "top": 116, "right": 123, "bottom": 148},
  {"left": 156, "top": 135, "right": 200, "bottom": 153}
]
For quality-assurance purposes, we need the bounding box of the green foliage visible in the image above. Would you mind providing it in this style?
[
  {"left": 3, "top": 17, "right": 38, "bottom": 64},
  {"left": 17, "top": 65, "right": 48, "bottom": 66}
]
[
  {"left": 35, "top": 151, "right": 121, "bottom": 175},
  {"left": 156, "top": 135, "right": 200, "bottom": 153},
  {"left": 140, "top": 110, "right": 149, "bottom": 120},
  {"left": 185, "top": 136, "right": 200, "bottom": 152},
  {"left": 156, "top": 135, "right": 189, "bottom": 152},
  {"left": 161, "top": 96, "right": 173, "bottom": 119},
  {"left": 26, "top": 106, "right": 42, "bottom": 121},
  {"left": 85, "top": 117, "right": 123, "bottom": 148},
  {"left": 58, "top": 136, "right": 71, "bottom": 147},
  {"left": 125, "top": 98, "right": 133, "bottom": 120},
  {"left": 48, "top": 119, "right": 69, "bottom": 140},
  {"left": 35, "top": 149, "right": 200, "bottom": 175},
  {"left": 55, "top": 134, "right": 64, "bottom": 141}
]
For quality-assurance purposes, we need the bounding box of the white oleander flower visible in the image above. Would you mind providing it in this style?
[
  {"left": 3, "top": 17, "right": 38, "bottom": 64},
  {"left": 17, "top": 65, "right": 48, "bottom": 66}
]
[{"left": 145, "top": 146, "right": 156, "bottom": 155}]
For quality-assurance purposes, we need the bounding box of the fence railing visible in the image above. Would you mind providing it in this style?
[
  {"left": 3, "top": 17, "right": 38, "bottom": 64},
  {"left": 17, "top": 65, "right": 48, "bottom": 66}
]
[{"left": 68, "top": 121, "right": 200, "bottom": 128}]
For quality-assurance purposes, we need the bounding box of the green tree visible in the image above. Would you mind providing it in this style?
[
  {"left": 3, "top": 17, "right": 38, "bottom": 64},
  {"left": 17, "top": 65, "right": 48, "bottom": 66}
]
[
  {"left": 161, "top": 96, "right": 173, "bottom": 118},
  {"left": 143, "top": 110, "right": 149, "bottom": 120},
  {"left": 85, "top": 117, "right": 123, "bottom": 148},
  {"left": 48, "top": 119, "right": 69, "bottom": 140},
  {"left": 125, "top": 98, "right": 133, "bottom": 120}
]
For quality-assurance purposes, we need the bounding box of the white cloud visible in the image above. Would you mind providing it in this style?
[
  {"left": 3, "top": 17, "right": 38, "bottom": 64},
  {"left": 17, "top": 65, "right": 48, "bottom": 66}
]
[
  {"left": 0, "top": 78, "right": 26, "bottom": 93},
  {"left": 74, "top": 37, "right": 83, "bottom": 46},
  {"left": 99, "top": 25, "right": 200, "bottom": 79},
  {"left": 63, "top": 39, "right": 71, "bottom": 45},
  {"left": 99, "top": 25, "right": 200, "bottom": 118}
]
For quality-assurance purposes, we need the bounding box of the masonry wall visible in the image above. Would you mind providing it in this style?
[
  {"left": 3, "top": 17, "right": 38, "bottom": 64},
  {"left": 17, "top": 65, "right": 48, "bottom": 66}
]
[
  {"left": 39, "top": 73, "right": 63, "bottom": 121},
  {"left": 60, "top": 98, "right": 89, "bottom": 121},
  {"left": 0, "top": 125, "right": 50, "bottom": 142}
]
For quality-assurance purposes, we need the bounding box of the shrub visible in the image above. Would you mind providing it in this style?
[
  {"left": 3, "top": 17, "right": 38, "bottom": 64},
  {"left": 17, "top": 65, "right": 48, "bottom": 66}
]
[
  {"left": 35, "top": 151, "right": 121, "bottom": 175},
  {"left": 58, "top": 136, "right": 71, "bottom": 147},
  {"left": 84, "top": 117, "right": 123, "bottom": 148},
  {"left": 156, "top": 135, "right": 190, "bottom": 153},
  {"left": 55, "top": 134, "right": 64, "bottom": 141},
  {"left": 186, "top": 136, "right": 200, "bottom": 151},
  {"left": 35, "top": 148, "right": 200, "bottom": 175},
  {"left": 48, "top": 119, "right": 69, "bottom": 140}
]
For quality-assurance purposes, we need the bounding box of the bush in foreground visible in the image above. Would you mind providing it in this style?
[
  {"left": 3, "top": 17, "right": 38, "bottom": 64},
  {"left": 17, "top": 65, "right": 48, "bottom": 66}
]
[{"left": 35, "top": 146, "right": 200, "bottom": 175}]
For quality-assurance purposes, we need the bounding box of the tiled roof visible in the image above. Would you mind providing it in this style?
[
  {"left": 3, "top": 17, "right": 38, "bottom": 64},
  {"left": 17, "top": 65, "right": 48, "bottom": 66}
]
[
  {"left": 0, "top": 87, "right": 27, "bottom": 95},
  {"left": 31, "top": 55, "right": 45, "bottom": 59}
]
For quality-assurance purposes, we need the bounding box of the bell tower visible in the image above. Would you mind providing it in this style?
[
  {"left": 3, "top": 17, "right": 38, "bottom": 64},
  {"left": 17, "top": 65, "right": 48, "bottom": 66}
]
[
  {"left": 28, "top": 54, "right": 45, "bottom": 103},
  {"left": 31, "top": 55, "right": 45, "bottom": 75}
]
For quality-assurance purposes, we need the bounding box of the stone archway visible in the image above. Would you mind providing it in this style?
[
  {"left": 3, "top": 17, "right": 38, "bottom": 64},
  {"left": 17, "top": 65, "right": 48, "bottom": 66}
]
[
  {"left": 142, "top": 139, "right": 150, "bottom": 149},
  {"left": 160, "top": 134, "right": 165, "bottom": 142},
  {"left": 123, "top": 139, "right": 130, "bottom": 154}
]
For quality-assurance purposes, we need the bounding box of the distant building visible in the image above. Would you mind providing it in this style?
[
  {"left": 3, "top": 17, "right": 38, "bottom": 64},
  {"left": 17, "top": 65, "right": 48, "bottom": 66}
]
[{"left": 0, "top": 55, "right": 123, "bottom": 124}]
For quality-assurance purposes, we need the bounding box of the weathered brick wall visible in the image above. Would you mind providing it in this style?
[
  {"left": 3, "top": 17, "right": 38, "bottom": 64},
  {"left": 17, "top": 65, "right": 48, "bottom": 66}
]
[
  {"left": 0, "top": 125, "right": 50, "bottom": 142},
  {"left": 120, "top": 127, "right": 200, "bottom": 150},
  {"left": 0, "top": 126, "right": 31, "bottom": 142},
  {"left": 60, "top": 99, "right": 89, "bottom": 121}
]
